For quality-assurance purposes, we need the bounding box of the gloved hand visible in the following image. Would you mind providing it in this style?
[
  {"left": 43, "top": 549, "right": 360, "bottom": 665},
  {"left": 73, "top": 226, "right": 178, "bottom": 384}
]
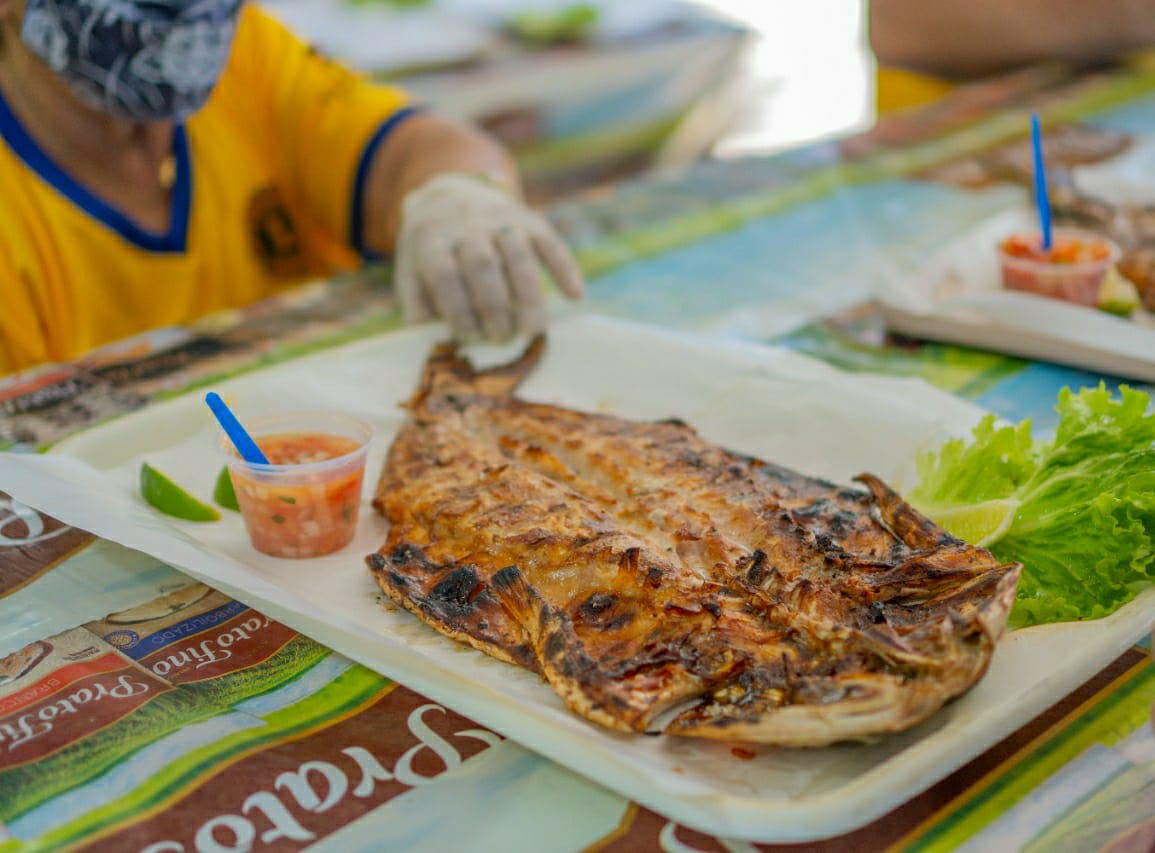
[{"left": 394, "top": 173, "right": 585, "bottom": 341}]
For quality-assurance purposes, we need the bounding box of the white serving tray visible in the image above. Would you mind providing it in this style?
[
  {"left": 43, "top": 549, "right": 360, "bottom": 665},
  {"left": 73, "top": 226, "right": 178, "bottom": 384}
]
[
  {"left": 1, "top": 316, "right": 1151, "bottom": 843},
  {"left": 876, "top": 208, "right": 1155, "bottom": 383}
]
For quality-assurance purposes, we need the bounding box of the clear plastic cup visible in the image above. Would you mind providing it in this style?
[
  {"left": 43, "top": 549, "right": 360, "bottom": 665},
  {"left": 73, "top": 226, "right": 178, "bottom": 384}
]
[
  {"left": 998, "top": 228, "right": 1120, "bottom": 308},
  {"left": 218, "top": 411, "right": 373, "bottom": 558}
]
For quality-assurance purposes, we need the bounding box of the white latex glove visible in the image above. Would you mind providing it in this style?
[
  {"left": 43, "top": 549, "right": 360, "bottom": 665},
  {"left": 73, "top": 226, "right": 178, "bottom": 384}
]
[{"left": 394, "top": 173, "right": 585, "bottom": 341}]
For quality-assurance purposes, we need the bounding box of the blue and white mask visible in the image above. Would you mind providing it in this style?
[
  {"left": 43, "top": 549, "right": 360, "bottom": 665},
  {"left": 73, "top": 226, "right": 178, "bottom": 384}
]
[{"left": 20, "top": 0, "right": 244, "bottom": 121}]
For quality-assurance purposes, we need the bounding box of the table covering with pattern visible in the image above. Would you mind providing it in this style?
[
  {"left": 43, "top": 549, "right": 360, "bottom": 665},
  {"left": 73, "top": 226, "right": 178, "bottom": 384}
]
[{"left": 1, "top": 60, "right": 1154, "bottom": 852}]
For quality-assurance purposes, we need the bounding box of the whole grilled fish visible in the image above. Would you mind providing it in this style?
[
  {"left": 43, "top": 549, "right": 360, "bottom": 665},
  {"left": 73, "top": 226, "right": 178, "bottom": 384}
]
[{"left": 367, "top": 338, "right": 1021, "bottom": 746}]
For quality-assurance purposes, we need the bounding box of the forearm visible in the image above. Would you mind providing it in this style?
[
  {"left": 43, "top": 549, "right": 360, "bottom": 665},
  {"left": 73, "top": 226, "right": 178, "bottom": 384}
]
[
  {"left": 870, "top": 0, "right": 1155, "bottom": 78},
  {"left": 359, "top": 112, "right": 520, "bottom": 256}
]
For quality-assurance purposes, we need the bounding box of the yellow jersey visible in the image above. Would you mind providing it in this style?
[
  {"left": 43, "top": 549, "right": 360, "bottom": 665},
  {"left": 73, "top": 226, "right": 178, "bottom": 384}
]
[
  {"left": 875, "top": 67, "right": 955, "bottom": 115},
  {"left": 0, "top": 4, "right": 415, "bottom": 375}
]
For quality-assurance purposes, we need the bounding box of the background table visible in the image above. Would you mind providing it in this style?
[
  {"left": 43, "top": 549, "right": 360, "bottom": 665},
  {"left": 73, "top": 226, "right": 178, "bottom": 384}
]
[
  {"left": 1, "top": 58, "right": 1154, "bottom": 852},
  {"left": 260, "top": 0, "right": 754, "bottom": 202}
]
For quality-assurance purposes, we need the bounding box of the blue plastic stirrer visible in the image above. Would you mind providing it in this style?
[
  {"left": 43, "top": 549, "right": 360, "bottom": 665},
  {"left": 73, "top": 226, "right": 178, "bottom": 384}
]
[
  {"left": 205, "top": 392, "right": 270, "bottom": 464},
  {"left": 1031, "top": 113, "right": 1053, "bottom": 251}
]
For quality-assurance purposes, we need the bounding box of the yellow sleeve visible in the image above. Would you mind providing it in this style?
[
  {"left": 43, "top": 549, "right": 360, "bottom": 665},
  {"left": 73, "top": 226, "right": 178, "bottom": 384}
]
[{"left": 235, "top": 6, "right": 418, "bottom": 256}]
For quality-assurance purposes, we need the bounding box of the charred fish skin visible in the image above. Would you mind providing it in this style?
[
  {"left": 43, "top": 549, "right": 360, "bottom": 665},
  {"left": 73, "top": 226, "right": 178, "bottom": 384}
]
[
  {"left": 488, "top": 564, "right": 723, "bottom": 733},
  {"left": 463, "top": 383, "right": 1020, "bottom": 698},
  {"left": 369, "top": 337, "right": 1021, "bottom": 745},
  {"left": 366, "top": 545, "right": 540, "bottom": 671},
  {"left": 664, "top": 475, "right": 1019, "bottom": 745}
]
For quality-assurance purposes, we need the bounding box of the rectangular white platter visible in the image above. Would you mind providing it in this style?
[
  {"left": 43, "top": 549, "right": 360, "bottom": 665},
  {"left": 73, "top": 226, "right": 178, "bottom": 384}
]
[{"left": 1, "top": 315, "right": 1151, "bottom": 843}]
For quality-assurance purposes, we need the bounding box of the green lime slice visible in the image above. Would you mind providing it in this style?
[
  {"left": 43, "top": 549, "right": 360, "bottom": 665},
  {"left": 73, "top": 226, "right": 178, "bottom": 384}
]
[
  {"left": 1098, "top": 268, "right": 1141, "bottom": 317},
  {"left": 213, "top": 466, "right": 239, "bottom": 511},
  {"left": 929, "top": 499, "right": 1019, "bottom": 547},
  {"left": 140, "top": 463, "right": 221, "bottom": 522}
]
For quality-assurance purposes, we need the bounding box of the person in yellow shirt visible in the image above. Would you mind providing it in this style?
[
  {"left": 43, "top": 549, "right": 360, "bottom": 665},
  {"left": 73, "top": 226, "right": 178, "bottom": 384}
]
[
  {"left": 870, "top": 0, "right": 1155, "bottom": 113},
  {"left": 0, "top": 0, "right": 584, "bottom": 375}
]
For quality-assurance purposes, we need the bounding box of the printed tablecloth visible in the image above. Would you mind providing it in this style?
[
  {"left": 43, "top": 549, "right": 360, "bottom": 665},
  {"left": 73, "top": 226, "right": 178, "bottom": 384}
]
[{"left": 1, "top": 60, "right": 1154, "bottom": 852}]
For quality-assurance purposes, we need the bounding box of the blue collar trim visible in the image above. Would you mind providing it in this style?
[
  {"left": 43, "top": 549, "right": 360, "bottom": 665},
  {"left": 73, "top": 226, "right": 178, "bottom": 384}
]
[
  {"left": 351, "top": 105, "right": 420, "bottom": 260},
  {"left": 0, "top": 88, "right": 191, "bottom": 253}
]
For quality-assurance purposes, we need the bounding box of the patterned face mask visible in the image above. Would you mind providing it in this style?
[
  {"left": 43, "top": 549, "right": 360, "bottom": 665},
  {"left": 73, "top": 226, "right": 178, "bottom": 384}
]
[{"left": 20, "top": 0, "right": 244, "bottom": 121}]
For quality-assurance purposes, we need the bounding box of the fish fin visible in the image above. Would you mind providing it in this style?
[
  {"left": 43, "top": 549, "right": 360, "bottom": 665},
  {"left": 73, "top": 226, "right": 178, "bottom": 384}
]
[
  {"left": 489, "top": 565, "right": 552, "bottom": 631},
  {"left": 853, "top": 627, "right": 941, "bottom": 668},
  {"left": 489, "top": 566, "right": 678, "bottom": 732},
  {"left": 861, "top": 538, "right": 1019, "bottom": 607},
  {"left": 414, "top": 335, "right": 547, "bottom": 405},
  {"left": 856, "top": 473, "right": 955, "bottom": 550},
  {"left": 488, "top": 565, "right": 599, "bottom": 687},
  {"left": 418, "top": 341, "right": 474, "bottom": 395},
  {"left": 974, "top": 563, "right": 1022, "bottom": 644},
  {"left": 366, "top": 545, "right": 539, "bottom": 671}
]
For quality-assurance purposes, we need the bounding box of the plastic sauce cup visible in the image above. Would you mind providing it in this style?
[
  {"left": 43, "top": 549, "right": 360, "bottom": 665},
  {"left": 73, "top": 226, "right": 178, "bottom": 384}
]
[
  {"left": 998, "top": 228, "right": 1120, "bottom": 308},
  {"left": 218, "top": 412, "right": 373, "bottom": 559}
]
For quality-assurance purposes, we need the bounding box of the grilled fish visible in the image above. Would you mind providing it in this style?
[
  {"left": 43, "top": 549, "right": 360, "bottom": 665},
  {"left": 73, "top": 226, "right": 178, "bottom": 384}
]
[{"left": 367, "top": 338, "right": 1021, "bottom": 745}]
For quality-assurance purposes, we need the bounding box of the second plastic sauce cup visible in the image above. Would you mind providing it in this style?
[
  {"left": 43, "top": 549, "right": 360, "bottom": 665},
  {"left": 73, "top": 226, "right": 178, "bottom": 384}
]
[{"left": 998, "top": 228, "right": 1120, "bottom": 308}]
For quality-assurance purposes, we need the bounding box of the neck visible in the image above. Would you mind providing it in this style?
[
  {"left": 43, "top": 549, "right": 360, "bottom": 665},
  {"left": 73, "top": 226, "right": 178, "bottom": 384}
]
[
  {"left": 0, "top": 44, "right": 175, "bottom": 163},
  {"left": 0, "top": 31, "right": 179, "bottom": 230}
]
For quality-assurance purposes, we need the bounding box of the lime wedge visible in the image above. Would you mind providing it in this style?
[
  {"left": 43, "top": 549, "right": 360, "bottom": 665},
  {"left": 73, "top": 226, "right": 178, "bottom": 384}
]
[
  {"left": 929, "top": 499, "right": 1018, "bottom": 547},
  {"left": 1098, "top": 267, "right": 1141, "bottom": 317},
  {"left": 140, "top": 463, "right": 220, "bottom": 522},
  {"left": 213, "top": 466, "right": 239, "bottom": 511}
]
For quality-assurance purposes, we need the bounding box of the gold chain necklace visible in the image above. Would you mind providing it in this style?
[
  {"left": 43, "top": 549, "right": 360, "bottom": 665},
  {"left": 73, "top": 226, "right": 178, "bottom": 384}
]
[{"left": 158, "top": 154, "right": 177, "bottom": 191}]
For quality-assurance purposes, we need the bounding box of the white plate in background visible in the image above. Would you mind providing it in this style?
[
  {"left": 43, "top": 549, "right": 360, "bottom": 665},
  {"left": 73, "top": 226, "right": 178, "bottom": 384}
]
[{"left": 876, "top": 208, "right": 1155, "bottom": 382}]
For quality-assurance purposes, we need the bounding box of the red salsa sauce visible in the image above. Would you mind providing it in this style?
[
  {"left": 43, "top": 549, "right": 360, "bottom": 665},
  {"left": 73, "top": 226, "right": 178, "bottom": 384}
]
[
  {"left": 230, "top": 431, "right": 366, "bottom": 559},
  {"left": 257, "top": 432, "right": 361, "bottom": 465},
  {"left": 998, "top": 231, "right": 1118, "bottom": 307},
  {"left": 999, "top": 233, "right": 1113, "bottom": 265}
]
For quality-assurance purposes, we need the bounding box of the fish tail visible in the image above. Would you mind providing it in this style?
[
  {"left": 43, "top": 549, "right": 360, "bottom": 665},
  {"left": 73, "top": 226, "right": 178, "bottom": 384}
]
[{"left": 416, "top": 335, "right": 547, "bottom": 403}]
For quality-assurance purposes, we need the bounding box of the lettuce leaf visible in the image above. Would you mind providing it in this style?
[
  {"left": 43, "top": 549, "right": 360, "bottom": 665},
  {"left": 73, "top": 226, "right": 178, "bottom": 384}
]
[{"left": 908, "top": 384, "right": 1155, "bottom": 628}]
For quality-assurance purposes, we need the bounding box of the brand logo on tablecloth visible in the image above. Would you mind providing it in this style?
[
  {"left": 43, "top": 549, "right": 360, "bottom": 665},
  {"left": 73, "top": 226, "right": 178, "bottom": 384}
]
[
  {"left": 0, "top": 650, "right": 166, "bottom": 767},
  {"left": 104, "top": 631, "right": 141, "bottom": 651},
  {"left": 73, "top": 688, "right": 503, "bottom": 853}
]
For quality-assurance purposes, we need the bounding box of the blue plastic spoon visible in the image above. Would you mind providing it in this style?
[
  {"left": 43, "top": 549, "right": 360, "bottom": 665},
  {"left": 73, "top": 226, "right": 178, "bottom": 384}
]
[
  {"left": 1031, "top": 113, "right": 1053, "bottom": 251},
  {"left": 205, "top": 392, "right": 269, "bottom": 464}
]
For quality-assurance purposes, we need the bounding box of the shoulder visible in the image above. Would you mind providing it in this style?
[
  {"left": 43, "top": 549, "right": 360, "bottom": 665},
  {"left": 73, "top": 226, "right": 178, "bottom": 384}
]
[
  {"left": 219, "top": 4, "right": 313, "bottom": 88},
  {"left": 234, "top": 3, "right": 304, "bottom": 50},
  {"left": 204, "top": 4, "right": 304, "bottom": 125}
]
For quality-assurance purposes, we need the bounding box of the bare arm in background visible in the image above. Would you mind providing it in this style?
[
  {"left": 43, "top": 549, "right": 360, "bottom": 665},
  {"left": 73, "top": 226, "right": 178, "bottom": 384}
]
[
  {"left": 359, "top": 113, "right": 521, "bottom": 257},
  {"left": 358, "top": 111, "right": 584, "bottom": 341},
  {"left": 870, "top": 0, "right": 1155, "bottom": 79}
]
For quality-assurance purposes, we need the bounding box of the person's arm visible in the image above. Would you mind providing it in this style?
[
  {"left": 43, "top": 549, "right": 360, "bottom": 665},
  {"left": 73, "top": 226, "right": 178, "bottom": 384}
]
[
  {"left": 357, "top": 112, "right": 584, "bottom": 342},
  {"left": 245, "top": 5, "right": 583, "bottom": 342},
  {"left": 357, "top": 113, "right": 518, "bottom": 256},
  {"left": 870, "top": 0, "right": 1155, "bottom": 79}
]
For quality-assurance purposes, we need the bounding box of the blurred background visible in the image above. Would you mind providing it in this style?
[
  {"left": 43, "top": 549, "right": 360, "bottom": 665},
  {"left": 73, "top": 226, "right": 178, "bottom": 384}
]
[{"left": 261, "top": 0, "right": 876, "bottom": 202}]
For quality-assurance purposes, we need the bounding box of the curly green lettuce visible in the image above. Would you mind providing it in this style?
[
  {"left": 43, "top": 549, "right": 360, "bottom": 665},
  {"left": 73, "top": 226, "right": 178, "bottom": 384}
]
[{"left": 908, "top": 384, "right": 1155, "bottom": 628}]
